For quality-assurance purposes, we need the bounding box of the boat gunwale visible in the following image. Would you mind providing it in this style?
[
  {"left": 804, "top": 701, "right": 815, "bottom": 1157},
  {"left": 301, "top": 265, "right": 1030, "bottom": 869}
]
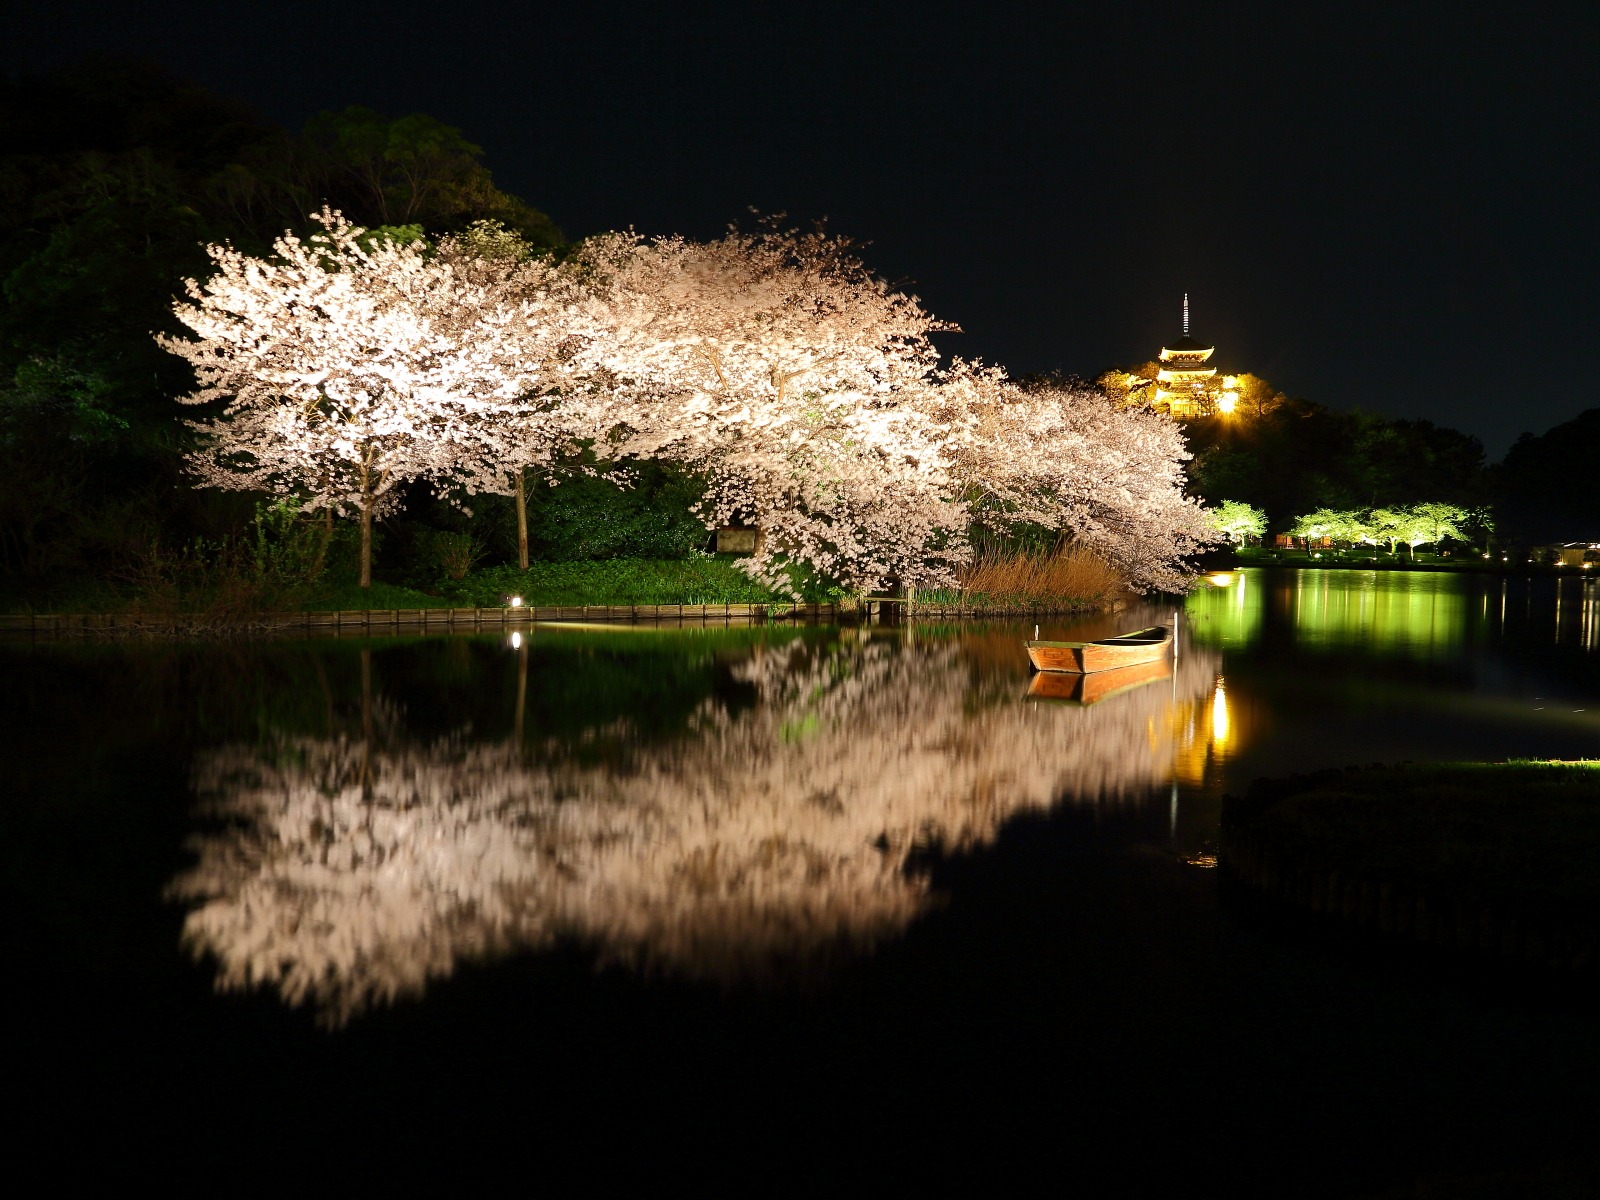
[{"left": 1025, "top": 625, "right": 1172, "bottom": 651}]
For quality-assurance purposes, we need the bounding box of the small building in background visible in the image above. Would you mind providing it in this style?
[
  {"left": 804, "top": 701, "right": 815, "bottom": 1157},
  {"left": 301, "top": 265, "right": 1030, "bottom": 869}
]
[{"left": 1550, "top": 542, "right": 1599, "bottom": 567}]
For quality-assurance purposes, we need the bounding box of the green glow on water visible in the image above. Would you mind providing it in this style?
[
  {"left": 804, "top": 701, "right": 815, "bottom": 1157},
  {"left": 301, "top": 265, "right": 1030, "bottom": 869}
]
[
  {"left": 1287, "top": 570, "right": 1468, "bottom": 656},
  {"left": 1187, "top": 569, "right": 1472, "bottom": 659},
  {"left": 1186, "top": 570, "right": 1266, "bottom": 647}
]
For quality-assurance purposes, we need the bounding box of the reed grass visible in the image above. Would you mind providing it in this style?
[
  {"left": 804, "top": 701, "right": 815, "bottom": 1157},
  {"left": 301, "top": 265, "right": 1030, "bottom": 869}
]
[{"left": 920, "top": 545, "right": 1126, "bottom": 613}]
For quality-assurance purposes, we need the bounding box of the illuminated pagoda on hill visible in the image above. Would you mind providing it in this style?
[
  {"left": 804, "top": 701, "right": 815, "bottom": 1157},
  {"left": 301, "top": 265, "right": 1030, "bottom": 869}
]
[
  {"left": 1152, "top": 295, "right": 1235, "bottom": 418},
  {"left": 1098, "top": 296, "right": 1252, "bottom": 420}
]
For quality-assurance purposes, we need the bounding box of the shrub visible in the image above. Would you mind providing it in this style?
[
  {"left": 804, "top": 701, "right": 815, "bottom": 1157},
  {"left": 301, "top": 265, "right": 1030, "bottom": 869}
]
[
  {"left": 445, "top": 556, "right": 783, "bottom": 607},
  {"left": 415, "top": 529, "right": 483, "bottom": 581}
]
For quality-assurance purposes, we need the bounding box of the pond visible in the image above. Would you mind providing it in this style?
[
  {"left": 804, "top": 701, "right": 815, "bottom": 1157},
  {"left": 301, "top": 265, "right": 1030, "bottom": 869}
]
[{"left": 5, "top": 569, "right": 1598, "bottom": 1194}]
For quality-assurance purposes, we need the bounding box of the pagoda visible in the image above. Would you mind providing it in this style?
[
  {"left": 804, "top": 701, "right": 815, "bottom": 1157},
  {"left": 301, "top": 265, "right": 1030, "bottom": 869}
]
[{"left": 1154, "top": 295, "right": 1221, "bottom": 417}]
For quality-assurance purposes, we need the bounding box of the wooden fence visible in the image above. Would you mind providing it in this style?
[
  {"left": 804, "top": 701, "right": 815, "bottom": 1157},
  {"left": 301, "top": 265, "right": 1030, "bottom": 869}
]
[
  {"left": 0, "top": 595, "right": 1120, "bottom": 639},
  {"left": 0, "top": 602, "right": 859, "bottom": 638}
]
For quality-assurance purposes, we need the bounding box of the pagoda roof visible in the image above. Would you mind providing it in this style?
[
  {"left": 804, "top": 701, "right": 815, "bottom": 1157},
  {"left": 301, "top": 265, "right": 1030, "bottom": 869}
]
[{"left": 1161, "top": 334, "right": 1214, "bottom": 354}]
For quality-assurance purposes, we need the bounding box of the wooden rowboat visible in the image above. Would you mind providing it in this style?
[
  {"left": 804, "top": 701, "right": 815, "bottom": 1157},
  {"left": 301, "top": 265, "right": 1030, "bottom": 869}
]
[
  {"left": 1025, "top": 654, "right": 1172, "bottom": 704},
  {"left": 1025, "top": 624, "right": 1172, "bottom": 674}
]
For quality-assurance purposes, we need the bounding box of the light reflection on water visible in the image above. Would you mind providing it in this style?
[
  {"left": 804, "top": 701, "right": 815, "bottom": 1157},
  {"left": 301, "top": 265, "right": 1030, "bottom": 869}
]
[
  {"left": 169, "top": 615, "right": 1221, "bottom": 1024},
  {"left": 1180, "top": 567, "right": 1600, "bottom": 788},
  {"left": 158, "top": 570, "right": 1600, "bottom": 1025},
  {"left": 1189, "top": 567, "right": 1600, "bottom": 661}
]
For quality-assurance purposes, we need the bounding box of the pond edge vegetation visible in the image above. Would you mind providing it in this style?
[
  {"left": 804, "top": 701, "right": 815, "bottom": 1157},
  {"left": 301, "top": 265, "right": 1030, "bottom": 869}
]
[{"left": 1219, "top": 762, "right": 1600, "bottom": 987}]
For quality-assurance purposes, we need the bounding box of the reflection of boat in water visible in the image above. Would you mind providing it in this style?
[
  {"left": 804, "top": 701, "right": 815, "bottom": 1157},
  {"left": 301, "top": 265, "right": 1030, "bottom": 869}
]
[
  {"left": 1026, "top": 625, "right": 1172, "bottom": 674},
  {"left": 172, "top": 628, "right": 1222, "bottom": 1023},
  {"left": 1025, "top": 655, "right": 1172, "bottom": 705}
]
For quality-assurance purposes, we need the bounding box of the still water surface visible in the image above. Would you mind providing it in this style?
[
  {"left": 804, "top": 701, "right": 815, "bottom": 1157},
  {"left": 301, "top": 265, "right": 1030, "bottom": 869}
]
[{"left": 5, "top": 569, "right": 1599, "bottom": 1194}]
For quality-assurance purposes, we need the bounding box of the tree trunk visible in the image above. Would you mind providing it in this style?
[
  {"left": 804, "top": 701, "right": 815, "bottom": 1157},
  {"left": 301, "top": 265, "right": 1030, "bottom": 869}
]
[
  {"left": 514, "top": 469, "right": 529, "bottom": 571},
  {"left": 359, "top": 496, "right": 373, "bottom": 589},
  {"left": 310, "top": 507, "right": 334, "bottom": 579}
]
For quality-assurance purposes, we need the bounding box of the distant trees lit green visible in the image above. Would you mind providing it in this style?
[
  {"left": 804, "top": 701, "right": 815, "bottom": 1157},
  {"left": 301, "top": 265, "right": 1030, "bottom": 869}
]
[
  {"left": 1207, "top": 500, "right": 1266, "bottom": 545},
  {"left": 1285, "top": 502, "right": 1473, "bottom": 557},
  {"left": 1179, "top": 399, "right": 1493, "bottom": 541}
]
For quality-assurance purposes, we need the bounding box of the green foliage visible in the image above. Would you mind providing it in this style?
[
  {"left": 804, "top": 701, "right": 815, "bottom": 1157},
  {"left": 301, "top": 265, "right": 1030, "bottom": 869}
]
[
  {"left": 47, "top": 496, "right": 345, "bottom": 612},
  {"left": 519, "top": 461, "right": 711, "bottom": 561},
  {"left": 1287, "top": 507, "right": 1373, "bottom": 547},
  {"left": 444, "top": 557, "right": 784, "bottom": 607},
  {"left": 245, "top": 497, "right": 334, "bottom": 588},
  {"left": 299, "top": 106, "right": 562, "bottom": 244},
  {"left": 1207, "top": 499, "right": 1266, "bottom": 544},
  {"left": 1183, "top": 401, "right": 1491, "bottom": 532},
  {"left": 1287, "top": 502, "right": 1470, "bottom": 555},
  {"left": 1403, "top": 501, "right": 1468, "bottom": 550},
  {"left": 9, "top": 354, "right": 128, "bottom": 444},
  {"left": 457, "top": 219, "right": 534, "bottom": 262},
  {"left": 1496, "top": 407, "right": 1600, "bottom": 545},
  {"left": 355, "top": 223, "right": 426, "bottom": 252},
  {"left": 414, "top": 529, "right": 483, "bottom": 581}
]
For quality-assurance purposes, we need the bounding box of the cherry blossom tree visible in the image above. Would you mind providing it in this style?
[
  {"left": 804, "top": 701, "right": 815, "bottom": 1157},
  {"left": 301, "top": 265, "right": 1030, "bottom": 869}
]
[
  {"left": 159, "top": 209, "right": 567, "bottom": 587},
  {"left": 572, "top": 226, "right": 1216, "bottom": 594},
  {"left": 921, "top": 365, "right": 1218, "bottom": 592},
  {"left": 427, "top": 222, "right": 615, "bottom": 568},
  {"left": 572, "top": 223, "right": 966, "bottom": 593},
  {"left": 163, "top": 210, "right": 1219, "bottom": 594}
]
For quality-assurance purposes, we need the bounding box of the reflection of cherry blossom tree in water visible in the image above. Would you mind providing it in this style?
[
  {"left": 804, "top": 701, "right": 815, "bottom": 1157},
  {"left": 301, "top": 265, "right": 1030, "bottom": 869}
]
[{"left": 171, "top": 632, "right": 1220, "bottom": 1025}]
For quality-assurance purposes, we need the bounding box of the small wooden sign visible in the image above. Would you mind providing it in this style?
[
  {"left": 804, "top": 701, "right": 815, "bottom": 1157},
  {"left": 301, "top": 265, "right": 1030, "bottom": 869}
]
[{"left": 716, "top": 527, "right": 758, "bottom": 554}]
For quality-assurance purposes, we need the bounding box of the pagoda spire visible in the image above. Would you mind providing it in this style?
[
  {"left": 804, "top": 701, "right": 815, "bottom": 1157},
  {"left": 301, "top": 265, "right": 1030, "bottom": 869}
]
[{"left": 1182, "top": 293, "right": 1190, "bottom": 337}]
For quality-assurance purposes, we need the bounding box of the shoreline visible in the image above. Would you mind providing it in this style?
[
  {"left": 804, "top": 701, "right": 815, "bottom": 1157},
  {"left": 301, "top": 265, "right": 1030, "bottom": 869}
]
[
  {"left": 1218, "top": 763, "right": 1600, "bottom": 987},
  {"left": 0, "top": 595, "right": 1135, "bottom": 640},
  {"left": 1213, "top": 553, "right": 1596, "bottom": 578}
]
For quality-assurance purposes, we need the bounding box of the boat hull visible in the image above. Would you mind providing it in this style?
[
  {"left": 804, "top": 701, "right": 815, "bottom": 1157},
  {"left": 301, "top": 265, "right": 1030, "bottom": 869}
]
[
  {"left": 1025, "top": 625, "right": 1171, "bottom": 674},
  {"left": 1026, "top": 655, "right": 1172, "bottom": 704}
]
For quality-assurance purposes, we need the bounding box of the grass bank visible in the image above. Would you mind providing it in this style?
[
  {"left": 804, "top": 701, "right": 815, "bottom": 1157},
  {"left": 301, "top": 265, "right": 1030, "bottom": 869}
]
[
  {"left": 1, "top": 557, "right": 792, "bottom": 615},
  {"left": 1222, "top": 547, "right": 1595, "bottom": 576},
  {"left": 6, "top": 546, "right": 1143, "bottom": 617},
  {"left": 1220, "top": 761, "right": 1600, "bottom": 978},
  {"left": 436, "top": 558, "right": 783, "bottom": 607}
]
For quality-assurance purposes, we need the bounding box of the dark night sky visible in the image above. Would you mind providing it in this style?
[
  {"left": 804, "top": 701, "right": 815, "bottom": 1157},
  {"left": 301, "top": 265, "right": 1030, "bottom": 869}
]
[{"left": 9, "top": 1, "right": 1597, "bottom": 458}]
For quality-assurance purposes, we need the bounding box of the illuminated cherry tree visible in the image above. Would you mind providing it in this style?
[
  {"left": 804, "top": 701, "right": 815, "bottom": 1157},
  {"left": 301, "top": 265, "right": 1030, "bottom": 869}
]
[
  {"left": 164, "top": 211, "right": 1215, "bottom": 592},
  {"left": 160, "top": 210, "right": 577, "bottom": 586},
  {"left": 427, "top": 223, "right": 617, "bottom": 568},
  {"left": 573, "top": 224, "right": 968, "bottom": 593},
  {"left": 920, "top": 364, "right": 1217, "bottom": 592}
]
